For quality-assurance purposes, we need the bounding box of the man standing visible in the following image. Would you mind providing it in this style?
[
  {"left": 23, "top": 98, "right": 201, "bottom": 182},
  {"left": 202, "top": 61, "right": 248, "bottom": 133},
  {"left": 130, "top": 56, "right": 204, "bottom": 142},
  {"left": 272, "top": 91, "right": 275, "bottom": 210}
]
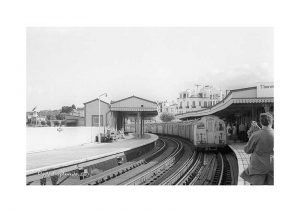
[
  {"left": 239, "top": 122, "right": 246, "bottom": 142},
  {"left": 241, "top": 112, "right": 274, "bottom": 185}
]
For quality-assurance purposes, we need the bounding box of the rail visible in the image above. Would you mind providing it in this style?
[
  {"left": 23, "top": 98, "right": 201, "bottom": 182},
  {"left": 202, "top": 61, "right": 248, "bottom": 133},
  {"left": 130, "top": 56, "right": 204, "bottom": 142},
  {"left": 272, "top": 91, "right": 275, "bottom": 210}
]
[
  {"left": 160, "top": 146, "right": 197, "bottom": 185},
  {"left": 176, "top": 152, "right": 203, "bottom": 185},
  {"left": 78, "top": 139, "right": 167, "bottom": 185},
  {"left": 122, "top": 137, "right": 183, "bottom": 185}
]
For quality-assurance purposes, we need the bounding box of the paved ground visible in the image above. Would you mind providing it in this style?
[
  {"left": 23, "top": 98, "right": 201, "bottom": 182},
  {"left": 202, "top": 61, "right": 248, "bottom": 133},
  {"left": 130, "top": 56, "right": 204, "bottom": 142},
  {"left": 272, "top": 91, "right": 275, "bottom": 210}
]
[
  {"left": 229, "top": 142, "right": 251, "bottom": 185},
  {"left": 27, "top": 133, "right": 158, "bottom": 174}
]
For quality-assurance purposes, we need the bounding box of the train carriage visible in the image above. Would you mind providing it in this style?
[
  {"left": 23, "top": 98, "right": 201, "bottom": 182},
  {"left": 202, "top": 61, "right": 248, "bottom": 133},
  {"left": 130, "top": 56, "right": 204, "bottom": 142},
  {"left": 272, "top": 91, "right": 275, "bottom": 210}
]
[
  {"left": 157, "top": 123, "right": 164, "bottom": 134},
  {"left": 173, "top": 123, "right": 179, "bottom": 136},
  {"left": 124, "top": 115, "right": 226, "bottom": 149},
  {"left": 167, "top": 123, "right": 173, "bottom": 135},
  {"left": 191, "top": 116, "right": 226, "bottom": 148},
  {"left": 152, "top": 116, "right": 226, "bottom": 149}
]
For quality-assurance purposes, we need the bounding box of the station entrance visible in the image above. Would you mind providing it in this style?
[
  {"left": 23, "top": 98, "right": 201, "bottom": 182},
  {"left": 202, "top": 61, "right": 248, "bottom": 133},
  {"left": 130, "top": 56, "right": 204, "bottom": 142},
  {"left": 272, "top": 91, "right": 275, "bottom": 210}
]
[{"left": 110, "top": 96, "right": 158, "bottom": 138}]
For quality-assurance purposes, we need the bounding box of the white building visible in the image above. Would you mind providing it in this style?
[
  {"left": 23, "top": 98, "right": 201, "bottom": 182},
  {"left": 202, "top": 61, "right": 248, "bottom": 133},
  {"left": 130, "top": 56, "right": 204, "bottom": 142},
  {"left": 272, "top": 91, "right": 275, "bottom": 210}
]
[
  {"left": 177, "top": 85, "right": 224, "bottom": 114},
  {"left": 154, "top": 100, "right": 178, "bottom": 122}
]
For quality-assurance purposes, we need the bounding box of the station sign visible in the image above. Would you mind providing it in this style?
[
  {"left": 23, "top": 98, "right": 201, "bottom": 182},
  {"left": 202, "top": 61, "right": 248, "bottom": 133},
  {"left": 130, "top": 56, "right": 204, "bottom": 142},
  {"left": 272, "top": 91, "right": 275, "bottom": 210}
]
[{"left": 256, "top": 82, "right": 274, "bottom": 98}]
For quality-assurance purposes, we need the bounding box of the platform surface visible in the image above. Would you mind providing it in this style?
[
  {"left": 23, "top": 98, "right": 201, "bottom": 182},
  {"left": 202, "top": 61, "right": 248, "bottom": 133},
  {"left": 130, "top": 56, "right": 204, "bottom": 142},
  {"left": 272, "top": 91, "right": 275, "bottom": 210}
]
[
  {"left": 229, "top": 142, "right": 251, "bottom": 185},
  {"left": 27, "top": 133, "right": 158, "bottom": 174}
]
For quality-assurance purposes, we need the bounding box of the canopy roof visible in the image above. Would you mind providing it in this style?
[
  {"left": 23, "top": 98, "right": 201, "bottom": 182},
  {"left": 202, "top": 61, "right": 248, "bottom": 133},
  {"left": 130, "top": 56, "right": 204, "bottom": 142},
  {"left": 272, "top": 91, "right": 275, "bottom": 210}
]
[
  {"left": 110, "top": 95, "right": 158, "bottom": 116},
  {"left": 176, "top": 86, "right": 274, "bottom": 120}
]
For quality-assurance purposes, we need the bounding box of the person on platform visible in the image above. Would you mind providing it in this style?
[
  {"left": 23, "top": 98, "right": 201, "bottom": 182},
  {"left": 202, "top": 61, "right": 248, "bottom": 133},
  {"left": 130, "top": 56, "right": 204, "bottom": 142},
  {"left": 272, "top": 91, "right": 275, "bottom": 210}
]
[
  {"left": 247, "top": 121, "right": 261, "bottom": 138},
  {"left": 232, "top": 124, "right": 238, "bottom": 142},
  {"left": 240, "top": 112, "right": 274, "bottom": 185},
  {"left": 226, "top": 124, "right": 232, "bottom": 138},
  {"left": 239, "top": 122, "right": 246, "bottom": 142}
]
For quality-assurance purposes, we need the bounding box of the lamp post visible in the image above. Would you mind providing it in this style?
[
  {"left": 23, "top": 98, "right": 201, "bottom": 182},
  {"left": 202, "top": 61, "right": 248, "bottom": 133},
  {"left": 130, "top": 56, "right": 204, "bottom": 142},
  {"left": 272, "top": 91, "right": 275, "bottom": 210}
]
[{"left": 98, "top": 93, "right": 107, "bottom": 142}]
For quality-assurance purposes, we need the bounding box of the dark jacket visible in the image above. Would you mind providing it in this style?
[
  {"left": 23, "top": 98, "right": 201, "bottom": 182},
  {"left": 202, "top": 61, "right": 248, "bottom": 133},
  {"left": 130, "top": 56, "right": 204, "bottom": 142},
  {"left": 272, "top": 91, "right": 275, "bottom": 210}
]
[{"left": 244, "top": 127, "right": 274, "bottom": 175}]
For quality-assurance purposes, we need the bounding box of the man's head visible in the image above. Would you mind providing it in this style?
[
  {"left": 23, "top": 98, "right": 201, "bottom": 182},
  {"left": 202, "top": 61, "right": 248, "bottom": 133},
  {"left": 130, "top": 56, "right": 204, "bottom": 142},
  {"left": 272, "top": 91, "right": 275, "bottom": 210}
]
[{"left": 260, "top": 112, "right": 273, "bottom": 127}]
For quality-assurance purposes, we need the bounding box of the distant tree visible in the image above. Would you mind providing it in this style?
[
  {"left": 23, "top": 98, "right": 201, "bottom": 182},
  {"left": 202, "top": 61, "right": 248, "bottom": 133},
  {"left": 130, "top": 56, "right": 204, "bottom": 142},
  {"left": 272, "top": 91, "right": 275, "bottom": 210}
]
[
  {"left": 71, "top": 104, "right": 76, "bottom": 110},
  {"left": 56, "top": 113, "right": 66, "bottom": 120},
  {"left": 61, "top": 120, "right": 65, "bottom": 126},
  {"left": 46, "top": 114, "right": 53, "bottom": 120},
  {"left": 61, "top": 106, "right": 74, "bottom": 114},
  {"left": 46, "top": 120, "right": 51, "bottom": 126},
  {"left": 159, "top": 112, "right": 175, "bottom": 122},
  {"left": 41, "top": 121, "right": 46, "bottom": 126}
]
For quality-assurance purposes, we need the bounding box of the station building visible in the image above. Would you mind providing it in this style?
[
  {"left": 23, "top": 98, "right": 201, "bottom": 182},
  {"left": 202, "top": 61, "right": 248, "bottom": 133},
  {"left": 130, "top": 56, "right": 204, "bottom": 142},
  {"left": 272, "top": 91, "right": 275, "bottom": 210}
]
[
  {"left": 83, "top": 99, "right": 111, "bottom": 127},
  {"left": 84, "top": 95, "right": 158, "bottom": 138},
  {"left": 175, "top": 82, "right": 274, "bottom": 126}
]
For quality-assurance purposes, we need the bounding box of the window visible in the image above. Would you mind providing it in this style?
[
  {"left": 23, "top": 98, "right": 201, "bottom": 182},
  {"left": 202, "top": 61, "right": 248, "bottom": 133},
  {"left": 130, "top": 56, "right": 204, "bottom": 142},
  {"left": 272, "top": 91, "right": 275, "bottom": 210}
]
[
  {"left": 192, "top": 101, "right": 196, "bottom": 108},
  {"left": 204, "top": 101, "right": 207, "bottom": 108},
  {"left": 92, "top": 115, "right": 103, "bottom": 126},
  {"left": 199, "top": 101, "right": 201, "bottom": 107}
]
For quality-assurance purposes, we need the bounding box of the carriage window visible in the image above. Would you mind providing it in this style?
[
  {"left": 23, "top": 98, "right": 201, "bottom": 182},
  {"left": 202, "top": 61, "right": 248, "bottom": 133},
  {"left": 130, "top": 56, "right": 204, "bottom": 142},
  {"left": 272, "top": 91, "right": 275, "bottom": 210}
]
[
  {"left": 207, "top": 120, "right": 213, "bottom": 132},
  {"left": 219, "top": 123, "right": 224, "bottom": 131}
]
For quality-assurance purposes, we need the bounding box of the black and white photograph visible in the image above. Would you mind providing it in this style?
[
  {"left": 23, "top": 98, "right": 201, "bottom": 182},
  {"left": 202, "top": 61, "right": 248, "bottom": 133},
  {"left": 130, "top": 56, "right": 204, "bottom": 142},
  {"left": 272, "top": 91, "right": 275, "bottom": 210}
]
[
  {"left": 2, "top": 1, "right": 300, "bottom": 212},
  {"left": 26, "top": 27, "right": 273, "bottom": 186}
]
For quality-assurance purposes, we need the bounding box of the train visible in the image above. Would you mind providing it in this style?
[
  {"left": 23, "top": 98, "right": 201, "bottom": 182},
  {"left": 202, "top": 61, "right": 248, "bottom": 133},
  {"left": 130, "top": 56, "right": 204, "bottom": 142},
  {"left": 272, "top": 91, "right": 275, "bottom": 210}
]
[{"left": 125, "top": 115, "right": 227, "bottom": 149}]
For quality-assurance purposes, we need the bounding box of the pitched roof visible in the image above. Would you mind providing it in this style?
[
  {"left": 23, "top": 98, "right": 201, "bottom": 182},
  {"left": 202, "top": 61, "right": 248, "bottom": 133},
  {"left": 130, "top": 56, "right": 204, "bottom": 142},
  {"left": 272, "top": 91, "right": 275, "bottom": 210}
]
[
  {"left": 111, "top": 95, "right": 157, "bottom": 105},
  {"left": 83, "top": 98, "right": 110, "bottom": 105}
]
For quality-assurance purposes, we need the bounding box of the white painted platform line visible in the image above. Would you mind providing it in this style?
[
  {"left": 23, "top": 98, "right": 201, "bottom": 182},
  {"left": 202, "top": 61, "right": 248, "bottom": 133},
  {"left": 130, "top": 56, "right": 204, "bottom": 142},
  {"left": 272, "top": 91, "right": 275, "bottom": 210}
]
[{"left": 229, "top": 144, "right": 250, "bottom": 185}]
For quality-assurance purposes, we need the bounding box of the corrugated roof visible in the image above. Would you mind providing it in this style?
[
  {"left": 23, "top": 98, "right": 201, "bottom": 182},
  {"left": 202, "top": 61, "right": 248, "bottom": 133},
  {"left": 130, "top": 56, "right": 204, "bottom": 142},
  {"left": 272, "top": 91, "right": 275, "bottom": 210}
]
[{"left": 111, "top": 95, "right": 157, "bottom": 105}]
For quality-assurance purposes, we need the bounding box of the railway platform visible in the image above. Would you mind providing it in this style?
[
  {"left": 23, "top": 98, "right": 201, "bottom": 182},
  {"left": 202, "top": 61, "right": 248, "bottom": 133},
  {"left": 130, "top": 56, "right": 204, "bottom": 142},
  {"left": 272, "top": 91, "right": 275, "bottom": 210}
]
[
  {"left": 228, "top": 142, "right": 250, "bottom": 185},
  {"left": 27, "top": 133, "right": 158, "bottom": 177}
]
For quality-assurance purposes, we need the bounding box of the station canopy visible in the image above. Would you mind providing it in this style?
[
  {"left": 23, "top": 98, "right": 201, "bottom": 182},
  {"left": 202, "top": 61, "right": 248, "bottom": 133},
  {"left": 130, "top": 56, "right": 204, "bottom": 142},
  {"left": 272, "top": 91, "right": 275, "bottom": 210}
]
[
  {"left": 176, "top": 84, "right": 274, "bottom": 120},
  {"left": 110, "top": 95, "right": 158, "bottom": 117}
]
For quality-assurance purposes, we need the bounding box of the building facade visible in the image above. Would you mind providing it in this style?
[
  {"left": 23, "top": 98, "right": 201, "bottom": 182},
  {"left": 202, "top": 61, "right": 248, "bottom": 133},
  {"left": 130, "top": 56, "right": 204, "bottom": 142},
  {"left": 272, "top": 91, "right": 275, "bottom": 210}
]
[
  {"left": 84, "top": 99, "right": 111, "bottom": 127},
  {"left": 84, "top": 96, "right": 158, "bottom": 137},
  {"left": 177, "top": 85, "right": 224, "bottom": 114}
]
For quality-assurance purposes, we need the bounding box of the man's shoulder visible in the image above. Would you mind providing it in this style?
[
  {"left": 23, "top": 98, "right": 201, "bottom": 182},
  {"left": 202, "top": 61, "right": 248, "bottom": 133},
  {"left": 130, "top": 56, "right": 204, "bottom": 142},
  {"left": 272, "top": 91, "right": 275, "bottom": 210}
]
[
  {"left": 252, "top": 128, "right": 274, "bottom": 137},
  {"left": 251, "top": 130, "right": 262, "bottom": 137}
]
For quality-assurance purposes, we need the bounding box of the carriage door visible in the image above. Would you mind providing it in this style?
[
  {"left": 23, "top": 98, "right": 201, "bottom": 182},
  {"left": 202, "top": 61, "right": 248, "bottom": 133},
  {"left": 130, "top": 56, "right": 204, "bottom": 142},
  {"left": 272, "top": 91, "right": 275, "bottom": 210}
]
[{"left": 206, "top": 118, "right": 214, "bottom": 144}]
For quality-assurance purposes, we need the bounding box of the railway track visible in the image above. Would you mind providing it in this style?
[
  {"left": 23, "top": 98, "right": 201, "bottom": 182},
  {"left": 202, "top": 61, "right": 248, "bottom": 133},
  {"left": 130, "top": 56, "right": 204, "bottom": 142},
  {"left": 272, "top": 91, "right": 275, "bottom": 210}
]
[
  {"left": 28, "top": 135, "right": 238, "bottom": 185},
  {"left": 188, "top": 152, "right": 237, "bottom": 185},
  {"left": 119, "top": 137, "right": 184, "bottom": 185},
  {"left": 82, "top": 136, "right": 197, "bottom": 185},
  {"left": 147, "top": 137, "right": 196, "bottom": 185},
  {"left": 67, "top": 138, "right": 168, "bottom": 185},
  {"left": 68, "top": 136, "right": 238, "bottom": 185}
]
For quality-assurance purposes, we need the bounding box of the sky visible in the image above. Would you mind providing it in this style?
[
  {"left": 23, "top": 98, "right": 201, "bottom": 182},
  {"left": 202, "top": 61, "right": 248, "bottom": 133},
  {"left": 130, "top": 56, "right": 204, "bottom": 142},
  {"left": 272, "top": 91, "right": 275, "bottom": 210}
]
[{"left": 27, "top": 27, "right": 273, "bottom": 111}]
